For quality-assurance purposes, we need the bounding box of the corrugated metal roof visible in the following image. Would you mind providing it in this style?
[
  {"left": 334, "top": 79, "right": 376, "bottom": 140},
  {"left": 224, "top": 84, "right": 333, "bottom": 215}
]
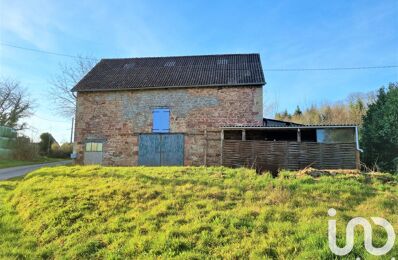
[
  {"left": 72, "top": 53, "right": 265, "bottom": 92},
  {"left": 222, "top": 124, "right": 357, "bottom": 129}
]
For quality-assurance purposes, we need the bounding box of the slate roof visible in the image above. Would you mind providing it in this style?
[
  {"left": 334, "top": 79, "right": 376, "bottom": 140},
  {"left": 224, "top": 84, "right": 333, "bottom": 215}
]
[{"left": 71, "top": 53, "right": 265, "bottom": 92}]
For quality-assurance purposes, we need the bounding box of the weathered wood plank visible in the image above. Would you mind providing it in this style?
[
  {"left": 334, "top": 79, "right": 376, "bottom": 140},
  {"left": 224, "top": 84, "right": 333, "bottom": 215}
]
[{"left": 222, "top": 140, "right": 357, "bottom": 171}]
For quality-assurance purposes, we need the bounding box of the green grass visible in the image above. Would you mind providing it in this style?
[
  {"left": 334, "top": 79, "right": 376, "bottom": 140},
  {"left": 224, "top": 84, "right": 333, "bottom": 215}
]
[
  {"left": 0, "top": 157, "right": 68, "bottom": 169},
  {"left": 0, "top": 166, "right": 397, "bottom": 259}
]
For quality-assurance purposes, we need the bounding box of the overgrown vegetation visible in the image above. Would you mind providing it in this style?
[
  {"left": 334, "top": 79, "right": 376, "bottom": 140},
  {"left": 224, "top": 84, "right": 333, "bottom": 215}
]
[
  {"left": 361, "top": 83, "right": 398, "bottom": 173},
  {"left": 0, "top": 166, "right": 396, "bottom": 258},
  {"left": 11, "top": 136, "right": 39, "bottom": 161}
]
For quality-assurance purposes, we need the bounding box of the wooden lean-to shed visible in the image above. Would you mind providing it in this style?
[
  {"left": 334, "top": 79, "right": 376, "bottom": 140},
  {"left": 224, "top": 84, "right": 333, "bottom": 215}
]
[{"left": 221, "top": 122, "right": 361, "bottom": 172}]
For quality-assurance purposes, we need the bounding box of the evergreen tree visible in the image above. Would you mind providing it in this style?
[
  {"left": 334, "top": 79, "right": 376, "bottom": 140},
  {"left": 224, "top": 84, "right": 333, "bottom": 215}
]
[
  {"left": 39, "top": 133, "right": 56, "bottom": 156},
  {"left": 293, "top": 105, "right": 302, "bottom": 116},
  {"left": 361, "top": 83, "right": 398, "bottom": 173}
]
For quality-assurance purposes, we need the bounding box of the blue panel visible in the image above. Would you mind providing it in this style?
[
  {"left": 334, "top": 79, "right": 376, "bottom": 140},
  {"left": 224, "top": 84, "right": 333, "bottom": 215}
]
[
  {"left": 160, "top": 134, "right": 184, "bottom": 166},
  {"left": 138, "top": 134, "right": 161, "bottom": 166},
  {"left": 316, "top": 129, "right": 325, "bottom": 143},
  {"left": 153, "top": 108, "right": 170, "bottom": 133},
  {"left": 138, "top": 134, "right": 184, "bottom": 166}
]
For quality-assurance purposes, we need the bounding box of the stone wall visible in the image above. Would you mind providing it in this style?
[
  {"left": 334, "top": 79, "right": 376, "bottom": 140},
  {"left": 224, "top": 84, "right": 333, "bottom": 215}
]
[{"left": 74, "top": 86, "right": 263, "bottom": 166}]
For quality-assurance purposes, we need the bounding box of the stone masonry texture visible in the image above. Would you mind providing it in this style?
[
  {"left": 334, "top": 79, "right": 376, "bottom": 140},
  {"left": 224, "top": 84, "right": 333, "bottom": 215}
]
[{"left": 74, "top": 86, "right": 263, "bottom": 166}]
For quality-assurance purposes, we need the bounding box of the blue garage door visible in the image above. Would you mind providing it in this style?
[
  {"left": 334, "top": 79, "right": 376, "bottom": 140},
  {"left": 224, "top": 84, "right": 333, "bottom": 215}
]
[{"left": 138, "top": 134, "right": 184, "bottom": 166}]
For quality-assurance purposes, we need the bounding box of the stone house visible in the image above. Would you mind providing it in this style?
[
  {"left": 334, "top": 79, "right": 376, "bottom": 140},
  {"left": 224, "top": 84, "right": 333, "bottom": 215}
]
[{"left": 72, "top": 54, "right": 265, "bottom": 166}]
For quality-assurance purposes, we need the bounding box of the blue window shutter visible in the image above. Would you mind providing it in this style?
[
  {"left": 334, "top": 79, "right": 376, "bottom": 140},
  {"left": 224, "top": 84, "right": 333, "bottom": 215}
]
[{"left": 153, "top": 108, "right": 170, "bottom": 133}]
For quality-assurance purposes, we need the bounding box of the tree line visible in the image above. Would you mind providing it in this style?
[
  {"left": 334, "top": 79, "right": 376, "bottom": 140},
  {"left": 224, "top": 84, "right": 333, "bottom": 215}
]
[{"left": 275, "top": 91, "right": 376, "bottom": 125}]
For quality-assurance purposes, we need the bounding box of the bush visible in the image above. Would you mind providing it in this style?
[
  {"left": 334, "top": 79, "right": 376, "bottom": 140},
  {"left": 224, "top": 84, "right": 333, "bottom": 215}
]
[
  {"left": 49, "top": 143, "right": 72, "bottom": 158},
  {"left": 61, "top": 143, "right": 73, "bottom": 154},
  {"left": 11, "top": 136, "right": 39, "bottom": 161}
]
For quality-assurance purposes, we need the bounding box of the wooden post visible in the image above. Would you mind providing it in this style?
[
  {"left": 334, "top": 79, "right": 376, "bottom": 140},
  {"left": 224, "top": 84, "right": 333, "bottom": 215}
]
[
  {"left": 242, "top": 129, "right": 246, "bottom": 141},
  {"left": 355, "top": 150, "right": 360, "bottom": 170},
  {"left": 297, "top": 128, "right": 301, "bottom": 142},
  {"left": 220, "top": 129, "right": 224, "bottom": 165}
]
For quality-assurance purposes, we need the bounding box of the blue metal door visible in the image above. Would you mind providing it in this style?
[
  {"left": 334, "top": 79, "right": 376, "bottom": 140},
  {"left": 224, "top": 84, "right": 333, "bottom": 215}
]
[
  {"left": 160, "top": 134, "right": 184, "bottom": 166},
  {"left": 138, "top": 134, "right": 184, "bottom": 166},
  {"left": 138, "top": 134, "right": 161, "bottom": 166}
]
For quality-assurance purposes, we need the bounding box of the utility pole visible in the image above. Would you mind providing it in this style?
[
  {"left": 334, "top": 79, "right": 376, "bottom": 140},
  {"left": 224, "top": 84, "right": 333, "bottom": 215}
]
[{"left": 70, "top": 117, "right": 74, "bottom": 144}]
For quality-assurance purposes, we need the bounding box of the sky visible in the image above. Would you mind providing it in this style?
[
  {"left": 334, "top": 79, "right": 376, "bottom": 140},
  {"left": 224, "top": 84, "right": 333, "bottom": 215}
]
[{"left": 0, "top": 0, "right": 397, "bottom": 142}]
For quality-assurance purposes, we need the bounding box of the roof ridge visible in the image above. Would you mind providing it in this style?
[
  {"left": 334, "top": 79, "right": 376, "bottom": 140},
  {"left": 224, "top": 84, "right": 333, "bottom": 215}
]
[{"left": 101, "top": 53, "right": 260, "bottom": 61}]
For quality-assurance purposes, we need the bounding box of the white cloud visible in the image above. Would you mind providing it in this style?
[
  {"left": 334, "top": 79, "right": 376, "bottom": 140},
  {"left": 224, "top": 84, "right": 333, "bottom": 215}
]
[{"left": 0, "top": 0, "right": 60, "bottom": 49}]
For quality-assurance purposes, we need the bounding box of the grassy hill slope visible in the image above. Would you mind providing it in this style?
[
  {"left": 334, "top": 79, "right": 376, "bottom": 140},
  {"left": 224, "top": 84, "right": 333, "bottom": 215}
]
[{"left": 0, "top": 166, "right": 397, "bottom": 259}]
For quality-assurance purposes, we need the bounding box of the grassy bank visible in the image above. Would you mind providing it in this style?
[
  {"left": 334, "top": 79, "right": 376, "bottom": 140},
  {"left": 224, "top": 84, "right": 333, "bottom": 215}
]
[
  {"left": 0, "top": 166, "right": 397, "bottom": 258},
  {"left": 0, "top": 157, "right": 67, "bottom": 169}
]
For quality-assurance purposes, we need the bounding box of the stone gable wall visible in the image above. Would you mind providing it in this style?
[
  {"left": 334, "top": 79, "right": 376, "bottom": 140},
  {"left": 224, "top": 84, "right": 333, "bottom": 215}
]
[{"left": 74, "top": 86, "right": 263, "bottom": 166}]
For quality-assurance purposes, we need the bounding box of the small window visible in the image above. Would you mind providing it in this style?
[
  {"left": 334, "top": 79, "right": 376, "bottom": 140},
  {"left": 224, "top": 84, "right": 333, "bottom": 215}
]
[
  {"left": 85, "top": 143, "right": 92, "bottom": 152},
  {"left": 153, "top": 108, "right": 170, "bottom": 133},
  {"left": 92, "top": 143, "right": 98, "bottom": 151},
  {"left": 85, "top": 142, "right": 103, "bottom": 152}
]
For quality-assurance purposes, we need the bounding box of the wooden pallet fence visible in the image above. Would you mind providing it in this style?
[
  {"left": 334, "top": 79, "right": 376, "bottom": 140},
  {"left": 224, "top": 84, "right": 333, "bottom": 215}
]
[{"left": 222, "top": 140, "right": 357, "bottom": 171}]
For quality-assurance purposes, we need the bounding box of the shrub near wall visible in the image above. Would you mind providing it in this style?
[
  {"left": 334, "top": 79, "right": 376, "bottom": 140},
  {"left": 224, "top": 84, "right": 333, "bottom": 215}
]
[
  {"left": 0, "top": 126, "right": 17, "bottom": 159},
  {"left": 49, "top": 143, "right": 73, "bottom": 158}
]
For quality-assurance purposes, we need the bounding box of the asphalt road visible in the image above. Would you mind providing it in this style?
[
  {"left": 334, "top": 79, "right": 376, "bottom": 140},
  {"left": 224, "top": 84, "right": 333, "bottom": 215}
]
[{"left": 0, "top": 160, "right": 72, "bottom": 180}]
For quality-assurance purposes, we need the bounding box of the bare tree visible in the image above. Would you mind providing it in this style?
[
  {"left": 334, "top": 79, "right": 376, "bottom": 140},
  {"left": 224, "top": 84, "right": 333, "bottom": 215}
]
[
  {"left": 50, "top": 56, "right": 97, "bottom": 118},
  {"left": 0, "top": 79, "right": 33, "bottom": 130}
]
